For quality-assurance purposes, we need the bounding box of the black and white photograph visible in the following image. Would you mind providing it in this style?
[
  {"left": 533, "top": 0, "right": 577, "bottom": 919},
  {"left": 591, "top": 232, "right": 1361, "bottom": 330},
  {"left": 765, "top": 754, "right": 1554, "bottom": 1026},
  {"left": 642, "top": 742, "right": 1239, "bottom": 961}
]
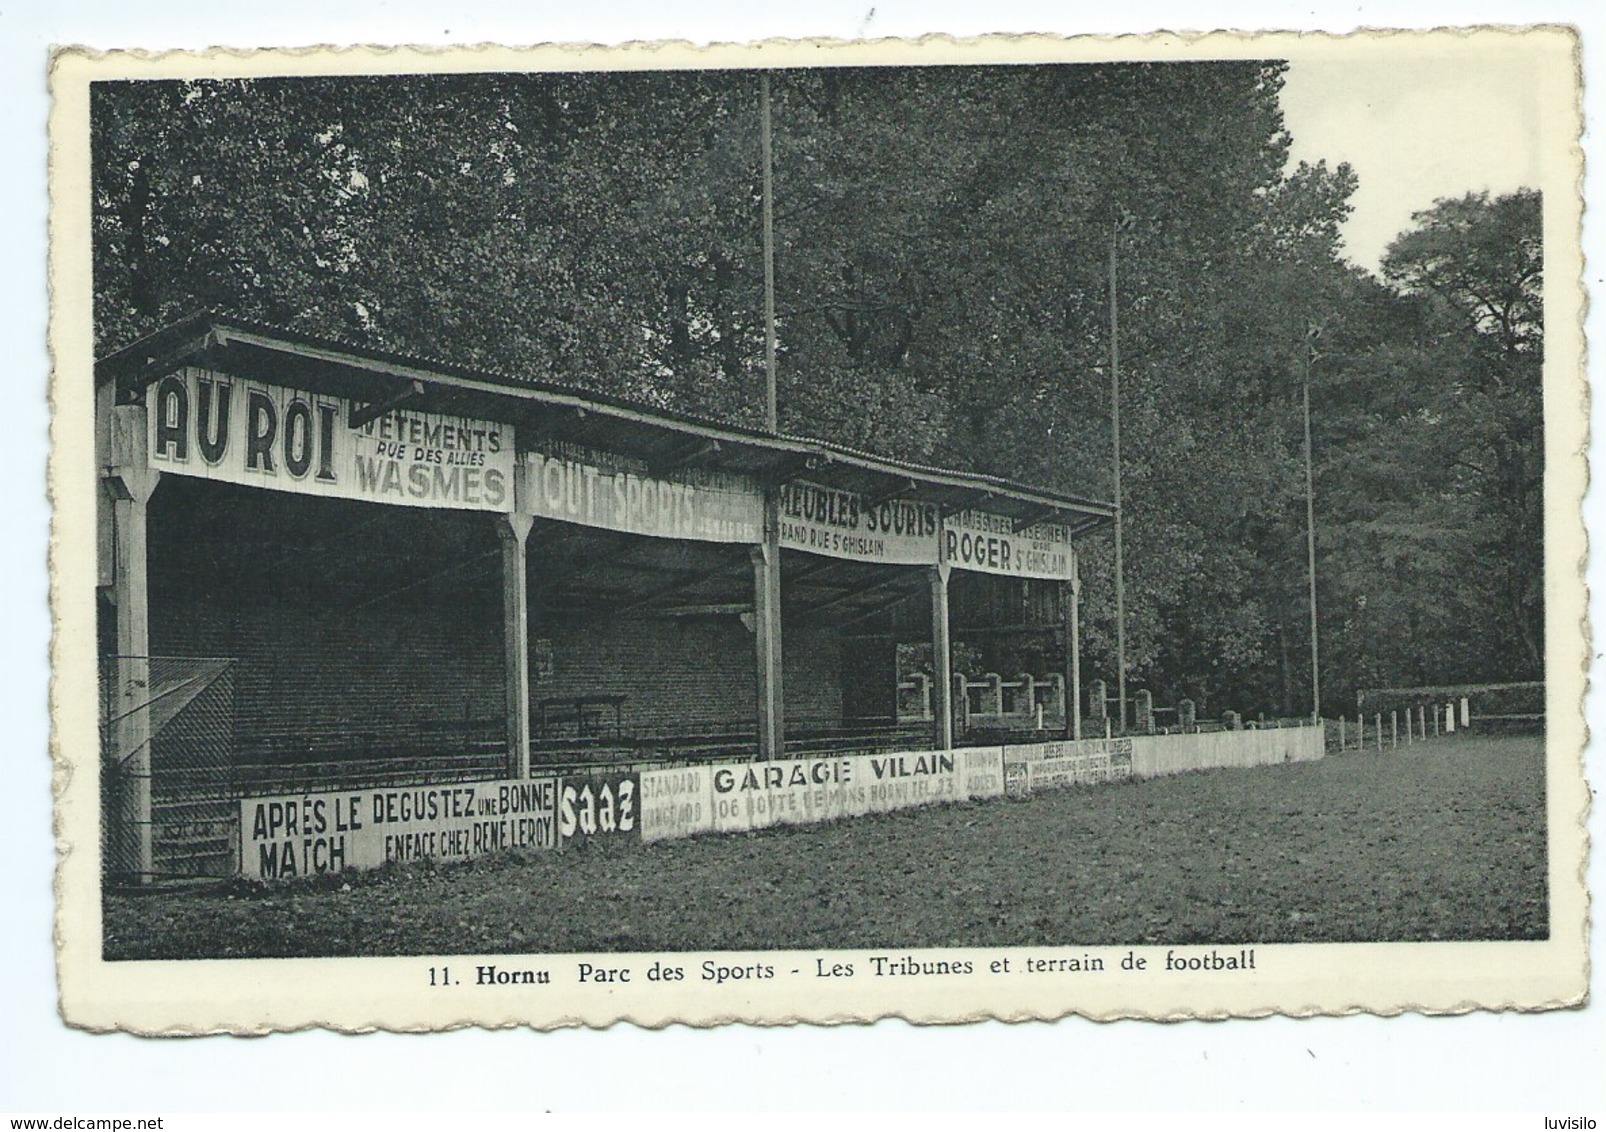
[{"left": 46, "top": 24, "right": 1586, "bottom": 1035}]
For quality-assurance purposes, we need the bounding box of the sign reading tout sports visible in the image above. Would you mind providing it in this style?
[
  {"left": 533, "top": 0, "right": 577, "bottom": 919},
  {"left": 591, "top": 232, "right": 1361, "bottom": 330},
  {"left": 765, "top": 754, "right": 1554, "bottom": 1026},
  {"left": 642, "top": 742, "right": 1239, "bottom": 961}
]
[
  {"left": 147, "top": 367, "right": 515, "bottom": 511},
  {"left": 522, "top": 442, "right": 762, "bottom": 543}
]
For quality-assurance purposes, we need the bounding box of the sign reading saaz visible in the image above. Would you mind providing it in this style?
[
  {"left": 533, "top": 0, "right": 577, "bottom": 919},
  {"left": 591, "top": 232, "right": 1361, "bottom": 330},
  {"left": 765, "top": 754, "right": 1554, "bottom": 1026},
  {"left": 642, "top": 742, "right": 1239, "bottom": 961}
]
[{"left": 558, "top": 772, "right": 640, "bottom": 844}]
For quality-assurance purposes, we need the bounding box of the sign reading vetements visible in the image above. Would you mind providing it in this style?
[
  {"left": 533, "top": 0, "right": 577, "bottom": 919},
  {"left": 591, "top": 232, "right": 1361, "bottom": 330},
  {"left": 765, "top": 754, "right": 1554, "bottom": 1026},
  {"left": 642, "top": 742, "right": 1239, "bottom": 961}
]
[{"left": 147, "top": 367, "right": 516, "bottom": 511}]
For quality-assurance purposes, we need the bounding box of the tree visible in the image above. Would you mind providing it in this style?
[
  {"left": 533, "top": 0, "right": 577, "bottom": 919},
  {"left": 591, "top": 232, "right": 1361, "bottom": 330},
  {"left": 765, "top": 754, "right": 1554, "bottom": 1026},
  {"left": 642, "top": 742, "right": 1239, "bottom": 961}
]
[
  {"left": 93, "top": 63, "right": 1384, "bottom": 715},
  {"left": 1380, "top": 190, "right": 1544, "bottom": 678}
]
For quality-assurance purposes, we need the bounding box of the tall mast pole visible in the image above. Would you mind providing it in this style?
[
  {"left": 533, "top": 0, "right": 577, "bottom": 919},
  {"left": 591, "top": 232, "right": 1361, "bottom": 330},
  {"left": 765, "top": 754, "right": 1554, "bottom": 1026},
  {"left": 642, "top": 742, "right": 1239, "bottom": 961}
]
[
  {"left": 760, "top": 72, "right": 778, "bottom": 434},
  {"left": 1301, "top": 331, "right": 1321, "bottom": 722},
  {"left": 1109, "top": 224, "right": 1127, "bottom": 734}
]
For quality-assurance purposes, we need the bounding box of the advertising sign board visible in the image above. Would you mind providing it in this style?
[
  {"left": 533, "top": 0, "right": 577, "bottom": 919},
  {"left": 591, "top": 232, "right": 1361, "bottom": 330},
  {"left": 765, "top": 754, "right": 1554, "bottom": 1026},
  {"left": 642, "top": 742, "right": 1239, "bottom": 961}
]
[
  {"left": 522, "top": 442, "right": 763, "bottom": 543},
  {"left": 639, "top": 765, "right": 713, "bottom": 844},
  {"left": 148, "top": 367, "right": 516, "bottom": 512},
  {"left": 943, "top": 509, "right": 1076, "bottom": 580},
  {"left": 958, "top": 745, "right": 1007, "bottom": 800},
  {"left": 776, "top": 481, "right": 938, "bottom": 565},
  {"left": 706, "top": 748, "right": 1004, "bottom": 836},
  {"left": 238, "top": 777, "right": 558, "bottom": 880},
  {"left": 642, "top": 748, "right": 1003, "bottom": 843},
  {"left": 1003, "top": 738, "right": 1134, "bottom": 797},
  {"left": 557, "top": 771, "right": 641, "bottom": 843}
]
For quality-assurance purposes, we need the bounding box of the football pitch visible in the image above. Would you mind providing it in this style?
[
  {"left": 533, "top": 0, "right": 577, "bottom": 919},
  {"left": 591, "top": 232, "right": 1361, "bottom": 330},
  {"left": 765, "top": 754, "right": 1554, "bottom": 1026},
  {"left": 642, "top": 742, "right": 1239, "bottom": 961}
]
[{"left": 103, "top": 733, "right": 1548, "bottom": 959}]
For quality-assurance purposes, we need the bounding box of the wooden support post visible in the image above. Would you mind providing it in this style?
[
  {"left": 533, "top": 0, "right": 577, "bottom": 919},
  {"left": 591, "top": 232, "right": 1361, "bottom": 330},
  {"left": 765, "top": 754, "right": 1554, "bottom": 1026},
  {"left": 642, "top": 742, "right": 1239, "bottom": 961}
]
[
  {"left": 1390, "top": 710, "right": 1398, "bottom": 749},
  {"left": 930, "top": 563, "right": 953, "bottom": 751},
  {"left": 104, "top": 403, "right": 160, "bottom": 886},
  {"left": 497, "top": 513, "right": 534, "bottom": 779},
  {"left": 1376, "top": 713, "right": 1383, "bottom": 753},
  {"left": 751, "top": 508, "right": 784, "bottom": 760}
]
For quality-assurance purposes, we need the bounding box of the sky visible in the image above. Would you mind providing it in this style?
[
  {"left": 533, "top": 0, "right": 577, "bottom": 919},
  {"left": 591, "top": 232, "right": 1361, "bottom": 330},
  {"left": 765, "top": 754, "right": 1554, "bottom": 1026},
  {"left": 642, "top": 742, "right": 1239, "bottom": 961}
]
[{"left": 1281, "top": 41, "right": 1550, "bottom": 273}]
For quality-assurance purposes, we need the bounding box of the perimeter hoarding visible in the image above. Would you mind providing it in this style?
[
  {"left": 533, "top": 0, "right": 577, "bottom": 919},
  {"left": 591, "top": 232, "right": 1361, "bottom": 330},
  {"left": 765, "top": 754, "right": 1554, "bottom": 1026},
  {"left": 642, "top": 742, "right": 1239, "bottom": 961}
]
[
  {"left": 639, "top": 765, "right": 712, "bottom": 843},
  {"left": 557, "top": 771, "right": 641, "bottom": 844},
  {"left": 147, "top": 367, "right": 516, "bottom": 511},
  {"left": 1003, "top": 738, "right": 1135, "bottom": 798},
  {"left": 638, "top": 747, "right": 1005, "bottom": 842},
  {"left": 239, "top": 777, "right": 558, "bottom": 880}
]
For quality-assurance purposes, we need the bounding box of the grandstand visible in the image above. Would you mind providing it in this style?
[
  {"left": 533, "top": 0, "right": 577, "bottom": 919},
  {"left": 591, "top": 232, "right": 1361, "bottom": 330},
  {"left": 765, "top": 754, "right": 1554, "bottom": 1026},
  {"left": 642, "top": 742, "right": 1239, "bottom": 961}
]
[{"left": 96, "top": 312, "right": 1116, "bottom": 882}]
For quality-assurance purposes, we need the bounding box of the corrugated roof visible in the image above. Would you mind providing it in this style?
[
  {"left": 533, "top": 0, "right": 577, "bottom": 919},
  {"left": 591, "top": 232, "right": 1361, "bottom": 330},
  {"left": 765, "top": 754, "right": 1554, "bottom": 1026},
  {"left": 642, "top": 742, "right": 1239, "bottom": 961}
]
[{"left": 97, "top": 310, "right": 1115, "bottom": 534}]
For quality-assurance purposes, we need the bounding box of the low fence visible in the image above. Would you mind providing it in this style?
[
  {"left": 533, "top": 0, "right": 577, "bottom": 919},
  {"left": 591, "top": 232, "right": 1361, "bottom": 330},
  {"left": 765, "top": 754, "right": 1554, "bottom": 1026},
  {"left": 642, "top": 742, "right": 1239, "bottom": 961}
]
[
  {"left": 101, "top": 655, "right": 239, "bottom": 884},
  {"left": 1130, "top": 725, "right": 1324, "bottom": 778},
  {"left": 999, "top": 724, "right": 1325, "bottom": 798},
  {"left": 1326, "top": 689, "right": 1538, "bottom": 753}
]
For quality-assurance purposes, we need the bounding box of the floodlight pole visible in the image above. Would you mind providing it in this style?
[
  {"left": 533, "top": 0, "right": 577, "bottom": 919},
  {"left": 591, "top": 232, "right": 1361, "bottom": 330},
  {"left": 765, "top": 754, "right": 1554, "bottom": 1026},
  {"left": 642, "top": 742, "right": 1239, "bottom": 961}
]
[
  {"left": 1109, "top": 223, "right": 1128, "bottom": 735},
  {"left": 1301, "top": 329, "right": 1321, "bottom": 723},
  {"left": 760, "top": 72, "right": 778, "bottom": 435},
  {"left": 753, "top": 73, "right": 784, "bottom": 760}
]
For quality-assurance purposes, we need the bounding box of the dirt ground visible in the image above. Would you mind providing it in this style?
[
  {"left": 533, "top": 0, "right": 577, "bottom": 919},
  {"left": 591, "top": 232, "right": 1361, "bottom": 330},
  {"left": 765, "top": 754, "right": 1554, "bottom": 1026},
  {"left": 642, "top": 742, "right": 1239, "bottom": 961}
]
[{"left": 103, "top": 732, "right": 1548, "bottom": 959}]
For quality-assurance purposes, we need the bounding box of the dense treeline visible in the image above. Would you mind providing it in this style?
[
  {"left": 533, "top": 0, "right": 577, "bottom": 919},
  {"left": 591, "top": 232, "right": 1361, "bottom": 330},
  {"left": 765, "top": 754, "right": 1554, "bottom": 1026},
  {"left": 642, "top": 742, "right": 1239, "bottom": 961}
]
[{"left": 91, "top": 64, "right": 1543, "bottom": 717}]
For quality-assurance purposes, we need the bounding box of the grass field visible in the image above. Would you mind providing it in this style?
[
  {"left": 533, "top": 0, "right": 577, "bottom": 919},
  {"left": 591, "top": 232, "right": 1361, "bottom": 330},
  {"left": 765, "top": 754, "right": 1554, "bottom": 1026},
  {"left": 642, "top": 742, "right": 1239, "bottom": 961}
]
[{"left": 103, "top": 733, "right": 1548, "bottom": 959}]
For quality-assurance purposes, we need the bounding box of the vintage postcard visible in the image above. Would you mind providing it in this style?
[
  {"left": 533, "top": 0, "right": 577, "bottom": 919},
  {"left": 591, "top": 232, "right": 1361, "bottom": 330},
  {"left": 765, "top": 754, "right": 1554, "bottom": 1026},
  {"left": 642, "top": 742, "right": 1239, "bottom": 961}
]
[{"left": 48, "top": 27, "right": 1587, "bottom": 1033}]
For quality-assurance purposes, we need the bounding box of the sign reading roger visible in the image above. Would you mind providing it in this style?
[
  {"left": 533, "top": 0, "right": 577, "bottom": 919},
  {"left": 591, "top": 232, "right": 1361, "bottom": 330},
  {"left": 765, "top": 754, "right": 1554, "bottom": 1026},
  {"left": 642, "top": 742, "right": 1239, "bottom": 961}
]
[
  {"left": 148, "top": 368, "right": 516, "bottom": 511},
  {"left": 943, "top": 509, "right": 1076, "bottom": 580},
  {"left": 239, "top": 777, "right": 558, "bottom": 880}
]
